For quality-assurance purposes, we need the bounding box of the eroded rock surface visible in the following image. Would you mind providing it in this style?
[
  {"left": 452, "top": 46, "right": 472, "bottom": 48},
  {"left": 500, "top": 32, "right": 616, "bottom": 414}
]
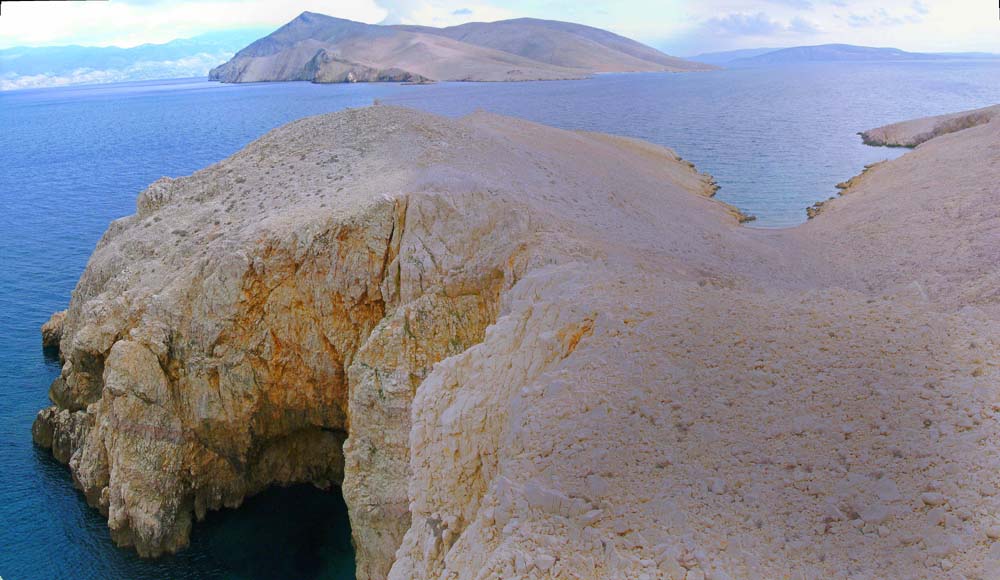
[
  {"left": 41, "top": 309, "right": 66, "bottom": 349},
  {"left": 35, "top": 104, "right": 1000, "bottom": 579}
]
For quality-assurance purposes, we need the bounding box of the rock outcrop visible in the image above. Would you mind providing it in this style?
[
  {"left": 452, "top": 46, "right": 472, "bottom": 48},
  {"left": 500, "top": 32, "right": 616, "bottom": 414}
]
[
  {"left": 41, "top": 309, "right": 66, "bottom": 349},
  {"left": 36, "top": 104, "right": 1000, "bottom": 579},
  {"left": 303, "top": 50, "right": 430, "bottom": 84},
  {"left": 208, "top": 12, "right": 713, "bottom": 84}
]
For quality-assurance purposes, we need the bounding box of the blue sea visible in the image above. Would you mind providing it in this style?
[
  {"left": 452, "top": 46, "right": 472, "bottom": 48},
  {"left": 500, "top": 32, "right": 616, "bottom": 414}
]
[{"left": 1, "top": 62, "right": 998, "bottom": 579}]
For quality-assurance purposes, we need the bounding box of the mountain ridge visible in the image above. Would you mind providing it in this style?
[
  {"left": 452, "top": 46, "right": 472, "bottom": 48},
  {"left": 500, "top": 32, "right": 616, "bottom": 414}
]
[{"left": 393, "top": 17, "right": 711, "bottom": 73}]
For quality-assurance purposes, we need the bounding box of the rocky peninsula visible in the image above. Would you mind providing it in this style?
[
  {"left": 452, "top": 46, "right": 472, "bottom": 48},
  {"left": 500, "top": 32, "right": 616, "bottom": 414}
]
[
  {"left": 35, "top": 104, "right": 1000, "bottom": 579},
  {"left": 859, "top": 103, "right": 1000, "bottom": 147}
]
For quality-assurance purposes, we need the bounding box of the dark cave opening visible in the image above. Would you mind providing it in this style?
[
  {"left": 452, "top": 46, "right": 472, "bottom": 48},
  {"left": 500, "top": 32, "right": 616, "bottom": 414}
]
[{"left": 190, "top": 483, "right": 355, "bottom": 580}]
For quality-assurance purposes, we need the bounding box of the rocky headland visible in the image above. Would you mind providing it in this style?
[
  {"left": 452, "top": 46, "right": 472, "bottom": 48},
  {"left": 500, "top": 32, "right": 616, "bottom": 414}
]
[
  {"left": 208, "top": 12, "right": 714, "bottom": 84},
  {"left": 35, "top": 104, "right": 1000, "bottom": 579}
]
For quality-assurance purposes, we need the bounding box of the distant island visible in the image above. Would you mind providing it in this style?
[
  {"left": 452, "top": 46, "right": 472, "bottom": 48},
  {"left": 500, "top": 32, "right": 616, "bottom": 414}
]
[
  {"left": 689, "top": 43, "right": 1000, "bottom": 67},
  {"left": 209, "top": 11, "right": 714, "bottom": 84},
  {"left": 685, "top": 47, "right": 779, "bottom": 66}
]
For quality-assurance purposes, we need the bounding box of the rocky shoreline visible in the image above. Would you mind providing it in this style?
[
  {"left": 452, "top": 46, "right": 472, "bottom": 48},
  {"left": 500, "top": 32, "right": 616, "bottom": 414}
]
[
  {"left": 806, "top": 160, "right": 886, "bottom": 219},
  {"left": 859, "top": 104, "right": 999, "bottom": 148},
  {"left": 35, "top": 104, "right": 1000, "bottom": 579}
]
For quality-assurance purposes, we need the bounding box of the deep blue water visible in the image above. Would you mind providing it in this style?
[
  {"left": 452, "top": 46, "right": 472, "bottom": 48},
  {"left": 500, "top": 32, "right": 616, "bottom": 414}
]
[{"left": 1, "top": 63, "right": 998, "bottom": 579}]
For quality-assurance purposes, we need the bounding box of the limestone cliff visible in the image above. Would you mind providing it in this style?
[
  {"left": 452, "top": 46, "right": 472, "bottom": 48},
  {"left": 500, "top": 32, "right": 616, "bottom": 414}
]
[
  {"left": 36, "top": 104, "right": 1000, "bottom": 579},
  {"left": 33, "top": 105, "right": 723, "bottom": 575}
]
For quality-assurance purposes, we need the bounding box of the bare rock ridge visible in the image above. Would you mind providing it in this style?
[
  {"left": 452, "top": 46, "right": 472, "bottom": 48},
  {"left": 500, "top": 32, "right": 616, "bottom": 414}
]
[
  {"left": 208, "top": 12, "right": 713, "bottom": 84},
  {"left": 35, "top": 104, "right": 1000, "bottom": 579},
  {"left": 392, "top": 18, "right": 709, "bottom": 73}
]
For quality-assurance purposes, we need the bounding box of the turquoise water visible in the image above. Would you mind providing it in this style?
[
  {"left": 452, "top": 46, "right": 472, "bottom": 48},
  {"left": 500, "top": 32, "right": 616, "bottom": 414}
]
[{"left": 1, "top": 63, "right": 998, "bottom": 579}]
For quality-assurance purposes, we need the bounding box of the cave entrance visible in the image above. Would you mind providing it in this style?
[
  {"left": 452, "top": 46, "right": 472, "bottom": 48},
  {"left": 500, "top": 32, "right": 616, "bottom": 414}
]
[{"left": 189, "top": 483, "right": 355, "bottom": 579}]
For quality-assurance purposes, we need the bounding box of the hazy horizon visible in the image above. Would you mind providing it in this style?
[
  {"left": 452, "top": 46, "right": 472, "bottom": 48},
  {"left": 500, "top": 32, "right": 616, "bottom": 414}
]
[{"left": 0, "top": 1, "right": 996, "bottom": 55}]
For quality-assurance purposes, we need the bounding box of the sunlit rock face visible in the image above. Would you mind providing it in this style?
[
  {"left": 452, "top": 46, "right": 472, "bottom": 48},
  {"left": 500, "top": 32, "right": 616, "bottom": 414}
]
[
  {"left": 30, "top": 105, "right": 655, "bottom": 572},
  {"left": 35, "top": 104, "right": 1000, "bottom": 580}
]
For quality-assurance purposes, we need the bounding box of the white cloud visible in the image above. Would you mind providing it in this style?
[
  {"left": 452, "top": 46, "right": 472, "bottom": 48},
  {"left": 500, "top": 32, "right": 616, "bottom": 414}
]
[
  {"left": 374, "top": 0, "right": 514, "bottom": 25},
  {"left": 658, "top": 0, "right": 999, "bottom": 55},
  {"left": 0, "top": 52, "right": 234, "bottom": 90},
  {"left": 0, "top": 0, "right": 385, "bottom": 48}
]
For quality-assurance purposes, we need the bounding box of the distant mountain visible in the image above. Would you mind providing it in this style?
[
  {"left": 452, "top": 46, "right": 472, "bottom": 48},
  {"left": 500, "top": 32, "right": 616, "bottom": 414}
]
[
  {"left": 718, "top": 44, "right": 1000, "bottom": 67},
  {"left": 0, "top": 29, "right": 269, "bottom": 91},
  {"left": 685, "top": 48, "right": 779, "bottom": 66},
  {"left": 209, "top": 12, "right": 714, "bottom": 84},
  {"left": 395, "top": 18, "right": 712, "bottom": 73}
]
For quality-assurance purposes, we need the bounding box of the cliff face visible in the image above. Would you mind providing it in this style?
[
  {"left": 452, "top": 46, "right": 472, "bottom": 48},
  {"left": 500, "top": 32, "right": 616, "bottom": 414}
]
[
  {"left": 34, "top": 105, "right": 725, "bottom": 575},
  {"left": 304, "top": 50, "right": 429, "bottom": 83},
  {"left": 32, "top": 108, "right": 518, "bottom": 569},
  {"left": 36, "top": 105, "right": 1000, "bottom": 579}
]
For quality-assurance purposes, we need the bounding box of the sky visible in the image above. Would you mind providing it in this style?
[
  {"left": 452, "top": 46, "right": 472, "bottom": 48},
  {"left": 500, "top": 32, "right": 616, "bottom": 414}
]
[{"left": 0, "top": 0, "right": 996, "bottom": 55}]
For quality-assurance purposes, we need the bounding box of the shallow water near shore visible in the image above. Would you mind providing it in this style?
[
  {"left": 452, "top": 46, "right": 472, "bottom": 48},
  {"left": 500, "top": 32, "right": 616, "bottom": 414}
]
[{"left": 1, "top": 62, "right": 998, "bottom": 579}]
